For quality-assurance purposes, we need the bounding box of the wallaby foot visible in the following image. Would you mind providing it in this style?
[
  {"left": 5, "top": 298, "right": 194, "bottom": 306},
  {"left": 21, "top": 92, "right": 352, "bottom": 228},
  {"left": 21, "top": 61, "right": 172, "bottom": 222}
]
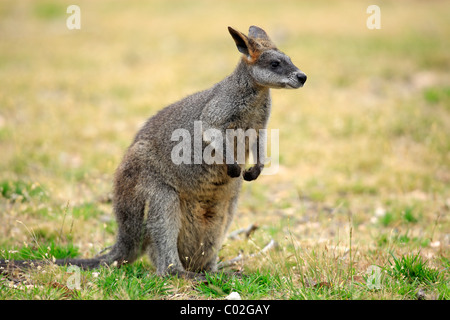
[
  {"left": 165, "top": 269, "right": 242, "bottom": 282},
  {"left": 227, "top": 162, "right": 241, "bottom": 178},
  {"left": 243, "top": 164, "right": 263, "bottom": 181},
  {"left": 205, "top": 270, "right": 244, "bottom": 279},
  {"left": 166, "top": 268, "right": 207, "bottom": 282}
]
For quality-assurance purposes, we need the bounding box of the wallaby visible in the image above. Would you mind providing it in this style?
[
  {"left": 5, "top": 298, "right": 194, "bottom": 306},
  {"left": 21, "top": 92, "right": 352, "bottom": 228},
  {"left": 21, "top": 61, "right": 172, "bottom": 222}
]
[{"left": 1, "top": 26, "right": 306, "bottom": 279}]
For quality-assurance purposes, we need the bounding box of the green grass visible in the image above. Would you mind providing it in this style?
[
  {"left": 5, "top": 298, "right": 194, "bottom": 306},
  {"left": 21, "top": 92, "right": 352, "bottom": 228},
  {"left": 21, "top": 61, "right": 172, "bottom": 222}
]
[
  {"left": 381, "top": 252, "right": 448, "bottom": 300},
  {"left": 33, "top": 2, "right": 67, "bottom": 20},
  {"left": 198, "top": 271, "right": 276, "bottom": 299},
  {"left": 0, "top": 241, "right": 79, "bottom": 261},
  {"left": 72, "top": 203, "right": 104, "bottom": 219},
  {"left": 1, "top": 239, "right": 448, "bottom": 300},
  {"left": 386, "top": 252, "right": 441, "bottom": 285},
  {"left": 0, "top": 180, "right": 48, "bottom": 202},
  {"left": 93, "top": 262, "right": 169, "bottom": 299},
  {"left": 423, "top": 86, "right": 450, "bottom": 106}
]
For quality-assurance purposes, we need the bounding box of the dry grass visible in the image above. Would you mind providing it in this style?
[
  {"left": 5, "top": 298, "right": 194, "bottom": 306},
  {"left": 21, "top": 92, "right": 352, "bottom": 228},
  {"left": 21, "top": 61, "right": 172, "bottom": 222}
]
[{"left": 0, "top": 0, "right": 449, "bottom": 300}]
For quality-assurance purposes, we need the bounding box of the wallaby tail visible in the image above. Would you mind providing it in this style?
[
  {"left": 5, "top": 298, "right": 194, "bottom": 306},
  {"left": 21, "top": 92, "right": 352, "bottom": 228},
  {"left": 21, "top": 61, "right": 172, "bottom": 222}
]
[
  {"left": 0, "top": 256, "right": 109, "bottom": 275},
  {"left": 54, "top": 255, "right": 110, "bottom": 269},
  {"left": 0, "top": 247, "right": 123, "bottom": 275}
]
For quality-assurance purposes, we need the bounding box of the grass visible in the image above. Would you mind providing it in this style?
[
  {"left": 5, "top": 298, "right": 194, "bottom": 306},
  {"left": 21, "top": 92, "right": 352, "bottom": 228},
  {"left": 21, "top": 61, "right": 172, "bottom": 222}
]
[
  {"left": 386, "top": 252, "right": 441, "bottom": 285},
  {"left": 1, "top": 0, "right": 449, "bottom": 300},
  {"left": 0, "top": 241, "right": 79, "bottom": 261},
  {"left": 197, "top": 271, "right": 276, "bottom": 299},
  {"left": 0, "top": 180, "right": 48, "bottom": 202}
]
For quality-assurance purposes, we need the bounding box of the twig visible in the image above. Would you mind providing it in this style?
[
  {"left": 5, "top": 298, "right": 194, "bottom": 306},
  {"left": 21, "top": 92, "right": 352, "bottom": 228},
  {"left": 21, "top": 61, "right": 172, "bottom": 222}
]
[
  {"left": 95, "top": 245, "right": 112, "bottom": 257},
  {"left": 218, "top": 239, "right": 278, "bottom": 269},
  {"left": 228, "top": 223, "right": 258, "bottom": 240}
]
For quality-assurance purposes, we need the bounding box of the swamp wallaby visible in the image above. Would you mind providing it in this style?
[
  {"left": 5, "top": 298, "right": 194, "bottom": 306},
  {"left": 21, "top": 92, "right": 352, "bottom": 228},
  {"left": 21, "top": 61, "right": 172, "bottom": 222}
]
[{"left": 1, "top": 26, "right": 306, "bottom": 279}]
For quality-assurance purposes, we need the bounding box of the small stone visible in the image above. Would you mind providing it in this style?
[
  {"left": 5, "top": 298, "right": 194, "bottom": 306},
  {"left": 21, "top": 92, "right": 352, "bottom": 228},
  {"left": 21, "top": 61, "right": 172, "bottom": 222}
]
[
  {"left": 225, "top": 291, "right": 241, "bottom": 300},
  {"left": 416, "top": 288, "right": 426, "bottom": 300}
]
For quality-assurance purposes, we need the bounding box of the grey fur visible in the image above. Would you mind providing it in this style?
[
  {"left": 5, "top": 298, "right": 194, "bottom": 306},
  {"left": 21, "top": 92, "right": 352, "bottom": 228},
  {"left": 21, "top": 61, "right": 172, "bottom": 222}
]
[{"left": 0, "top": 26, "right": 306, "bottom": 279}]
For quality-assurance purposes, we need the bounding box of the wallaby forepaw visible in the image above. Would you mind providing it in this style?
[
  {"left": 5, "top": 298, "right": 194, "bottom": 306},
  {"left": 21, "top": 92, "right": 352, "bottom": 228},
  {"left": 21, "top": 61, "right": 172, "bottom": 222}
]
[
  {"left": 243, "top": 165, "right": 263, "bottom": 181},
  {"left": 227, "top": 163, "right": 241, "bottom": 178}
]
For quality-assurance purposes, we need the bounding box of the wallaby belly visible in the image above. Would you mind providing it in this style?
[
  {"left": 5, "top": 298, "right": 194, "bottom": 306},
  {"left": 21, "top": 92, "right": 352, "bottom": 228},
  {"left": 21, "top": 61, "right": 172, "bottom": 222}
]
[{"left": 177, "top": 180, "right": 240, "bottom": 271}]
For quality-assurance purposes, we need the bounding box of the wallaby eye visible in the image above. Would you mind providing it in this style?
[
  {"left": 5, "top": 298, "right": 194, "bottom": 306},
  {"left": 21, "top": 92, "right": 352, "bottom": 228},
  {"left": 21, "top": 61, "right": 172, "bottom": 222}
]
[{"left": 270, "top": 61, "right": 280, "bottom": 68}]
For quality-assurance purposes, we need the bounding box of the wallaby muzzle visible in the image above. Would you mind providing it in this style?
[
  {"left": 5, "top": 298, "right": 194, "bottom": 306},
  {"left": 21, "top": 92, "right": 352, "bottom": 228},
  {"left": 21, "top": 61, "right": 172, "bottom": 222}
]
[{"left": 296, "top": 72, "right": 307, "bottom": 86}]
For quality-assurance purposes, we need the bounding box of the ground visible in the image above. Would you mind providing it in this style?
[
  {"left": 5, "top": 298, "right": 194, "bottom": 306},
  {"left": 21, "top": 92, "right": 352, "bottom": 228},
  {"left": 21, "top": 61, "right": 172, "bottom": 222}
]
[{"left": 0, "top": 0, "right": 449, "bottom": 299}]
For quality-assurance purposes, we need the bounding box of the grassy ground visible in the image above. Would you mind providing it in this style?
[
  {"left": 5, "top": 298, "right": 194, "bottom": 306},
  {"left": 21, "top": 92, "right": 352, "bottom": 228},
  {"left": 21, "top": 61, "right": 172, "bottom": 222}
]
[{"left": 0, "top": 0, "right": 449, "bottom": 300}]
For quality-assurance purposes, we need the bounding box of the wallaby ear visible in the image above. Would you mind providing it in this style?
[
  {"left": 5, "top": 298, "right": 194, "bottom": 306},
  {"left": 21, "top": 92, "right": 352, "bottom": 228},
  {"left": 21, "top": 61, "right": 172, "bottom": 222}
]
[
  {"left": 248, "top": 25, "right": 270, "bottom": 41},
  {"left": 228, "top": 26, "right": 251, "bottom": 57},
  {"left": 248, "top": 25, "right": 276, "bottom": 50}
]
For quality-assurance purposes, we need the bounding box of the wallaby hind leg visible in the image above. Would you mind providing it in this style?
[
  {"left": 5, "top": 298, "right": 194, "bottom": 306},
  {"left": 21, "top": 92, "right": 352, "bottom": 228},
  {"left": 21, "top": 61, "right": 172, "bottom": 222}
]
[
  {"left": 143, "top": 181, "right": 190, "bottom": 277},
  {"left": 106, "top": 198, "right": 147, "bottom": 265}
]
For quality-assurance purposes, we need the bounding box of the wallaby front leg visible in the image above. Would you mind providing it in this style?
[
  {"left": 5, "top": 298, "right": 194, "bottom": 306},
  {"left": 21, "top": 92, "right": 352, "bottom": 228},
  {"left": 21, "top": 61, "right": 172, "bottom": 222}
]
[
  {"left": 243, "top": 163, "right": 264, "bottom": 181},
  {"left": 243, "top": 129, "right": 266, "bottom": 181},
  {"left": 225, "top": 133, "right": 241, "bottom": 178},
  {"left": 227, "top": 161, "right": 241, "bottom": 178}
]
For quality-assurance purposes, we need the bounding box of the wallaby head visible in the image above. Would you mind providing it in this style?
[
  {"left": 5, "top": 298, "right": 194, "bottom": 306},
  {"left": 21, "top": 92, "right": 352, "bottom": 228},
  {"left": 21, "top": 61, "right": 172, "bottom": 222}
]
[{"left": 228, "top": 25, "right": 307, "bottom": 89}]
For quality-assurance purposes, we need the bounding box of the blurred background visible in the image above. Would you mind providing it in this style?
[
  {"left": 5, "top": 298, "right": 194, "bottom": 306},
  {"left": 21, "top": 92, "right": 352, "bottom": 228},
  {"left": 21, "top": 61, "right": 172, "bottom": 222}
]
[{"left": 0, "top": 0, "right": 448, "bottom": 268}]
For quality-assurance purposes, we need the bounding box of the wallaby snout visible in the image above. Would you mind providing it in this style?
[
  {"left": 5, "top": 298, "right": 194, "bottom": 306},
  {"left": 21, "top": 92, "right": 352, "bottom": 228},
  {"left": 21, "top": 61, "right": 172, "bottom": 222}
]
[
  {"left": 286, "top": 70, "right": 307, "bottom": 89},
  {"left": 296, "top": 72, "right": 307, "bottom": 86}
]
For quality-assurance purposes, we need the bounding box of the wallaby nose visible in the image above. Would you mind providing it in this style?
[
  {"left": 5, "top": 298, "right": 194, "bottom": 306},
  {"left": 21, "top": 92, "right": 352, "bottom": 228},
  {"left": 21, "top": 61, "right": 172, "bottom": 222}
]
[{"left": 297, "top": 72, "right": 307, "bottom": 85}]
